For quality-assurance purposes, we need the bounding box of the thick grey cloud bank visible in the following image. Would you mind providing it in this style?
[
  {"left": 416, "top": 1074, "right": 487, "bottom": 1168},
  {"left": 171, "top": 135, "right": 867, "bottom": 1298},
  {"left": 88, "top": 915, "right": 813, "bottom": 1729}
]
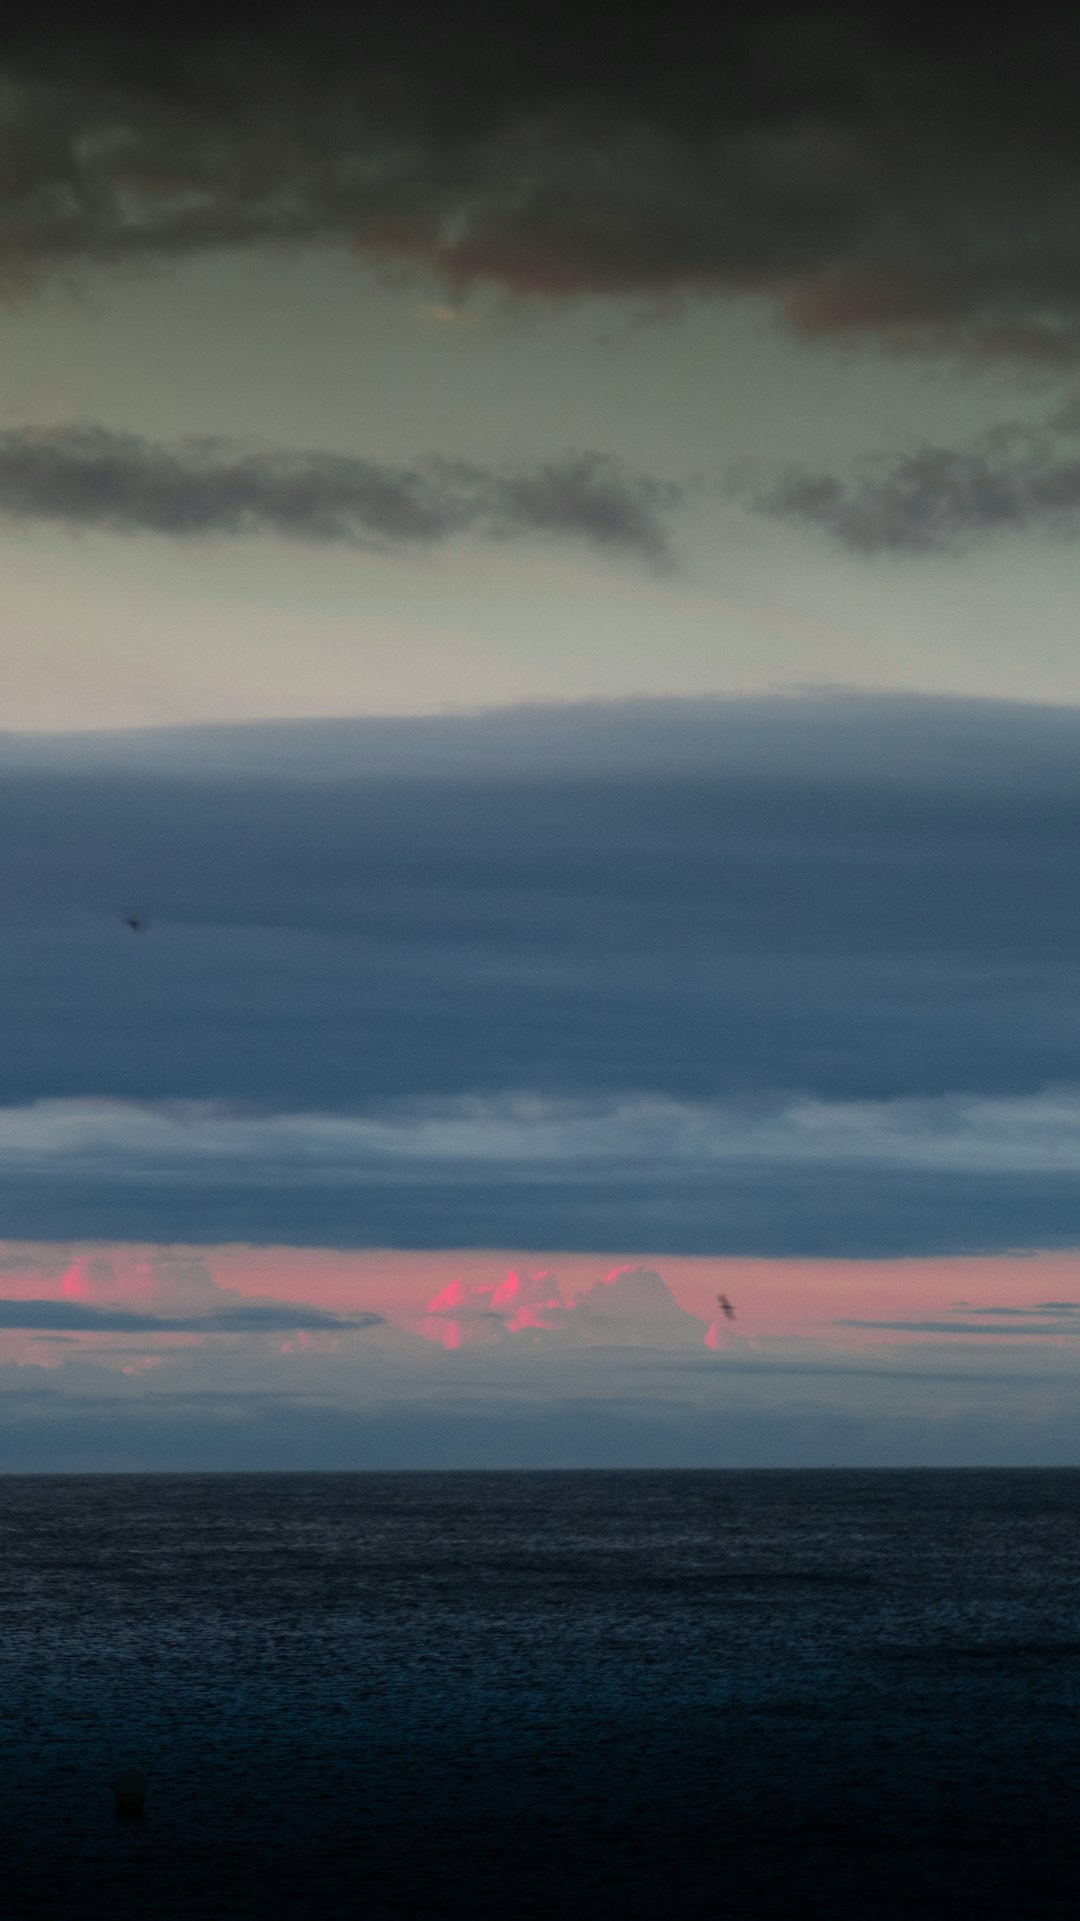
[
  {"left": 7, "top": 692, "right": 1080, "bottom": 1253},
  {"left": 0, "top": 427, "right": 676, "bottom": 562},
  {"left": 3, "top": 8, "right": 1080, "bottom": 356},
  {"left": 2, "top": 1092, "right": 1080, "bottom": 1257}
]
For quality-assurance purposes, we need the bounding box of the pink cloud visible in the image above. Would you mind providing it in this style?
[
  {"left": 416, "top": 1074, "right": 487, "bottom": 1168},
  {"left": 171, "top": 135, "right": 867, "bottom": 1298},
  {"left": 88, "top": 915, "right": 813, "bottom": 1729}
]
[
  {"left": 58, "top": 1254, "right": 115, "bottom": 1300},
  {"left": 420, "top": 1268, "right": 570, "bottom": 1347},
  {"left": 417, "top": 1262, "right": 710, "bottom": 1350},
  {"left": 420, "top": 1275, "right": 510, "bottom": 1349},
  {"left": 3, "top": 1242, "right": 1080, "bottom": 1371},
  {"left": 492, "top": 1268, "right": 566, "bottom": 1331}
]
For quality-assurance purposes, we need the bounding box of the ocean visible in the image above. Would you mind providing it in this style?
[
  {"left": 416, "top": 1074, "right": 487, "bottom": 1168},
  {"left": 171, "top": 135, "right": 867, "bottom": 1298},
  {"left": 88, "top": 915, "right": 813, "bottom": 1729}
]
[{"left": 1, "top": 1469, "right": 1079, "bottom": 1918}]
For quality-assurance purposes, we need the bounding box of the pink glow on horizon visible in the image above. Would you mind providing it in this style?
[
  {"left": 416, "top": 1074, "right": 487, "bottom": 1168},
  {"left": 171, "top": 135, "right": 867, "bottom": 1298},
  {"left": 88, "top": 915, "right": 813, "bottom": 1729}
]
[{"left": 1, "top": 1242, "right": 1080, "bottom": 1371}]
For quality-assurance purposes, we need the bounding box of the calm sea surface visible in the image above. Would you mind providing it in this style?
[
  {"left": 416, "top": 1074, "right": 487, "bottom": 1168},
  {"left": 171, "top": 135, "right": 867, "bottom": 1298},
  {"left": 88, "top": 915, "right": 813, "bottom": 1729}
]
[{"left": 1, "top": 1470, "right": 1079, "bottom": 1918}]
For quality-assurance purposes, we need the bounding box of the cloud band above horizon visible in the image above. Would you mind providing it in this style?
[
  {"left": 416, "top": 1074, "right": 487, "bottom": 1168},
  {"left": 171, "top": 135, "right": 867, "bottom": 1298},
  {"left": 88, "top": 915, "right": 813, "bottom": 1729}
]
[{"left": 3, "top": 693, "right": 1080, "bottom": 1255}]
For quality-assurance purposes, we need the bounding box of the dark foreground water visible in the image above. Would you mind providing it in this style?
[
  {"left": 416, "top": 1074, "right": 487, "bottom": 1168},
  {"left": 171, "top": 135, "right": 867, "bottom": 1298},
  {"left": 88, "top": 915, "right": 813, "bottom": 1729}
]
[{"left": 2, "top": 1471, "right": 1080, "bottom": 1919}]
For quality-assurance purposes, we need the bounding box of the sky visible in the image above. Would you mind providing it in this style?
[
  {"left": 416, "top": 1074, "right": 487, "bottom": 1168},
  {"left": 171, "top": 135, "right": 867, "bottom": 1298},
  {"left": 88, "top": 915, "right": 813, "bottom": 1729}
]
[{"left": 5, "top": 5, "right": 1080, "bottom": 1465}]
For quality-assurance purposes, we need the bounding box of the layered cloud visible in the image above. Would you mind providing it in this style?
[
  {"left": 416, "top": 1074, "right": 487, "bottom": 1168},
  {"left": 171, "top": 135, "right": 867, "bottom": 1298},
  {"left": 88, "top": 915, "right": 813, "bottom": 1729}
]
[
  {"left": 4, "top": 693, "right": 1080, "bottom": 1250},
  {"left": 3, "top": 10, "right": 1080, "bottom": 355},
  {"left": 3, "top": 1089, "right": 1080, "bottom": 1255},
  {"left": 6, "top": 1087, "right": 1080, "bottom": 1183}
]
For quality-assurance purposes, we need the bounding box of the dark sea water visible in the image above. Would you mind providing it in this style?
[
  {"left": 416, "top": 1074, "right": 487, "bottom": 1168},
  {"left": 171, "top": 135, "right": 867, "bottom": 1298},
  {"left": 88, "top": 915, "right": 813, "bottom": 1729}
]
[{"left": 2, "top": 1471, "right": 1080, "bottom": 1919}]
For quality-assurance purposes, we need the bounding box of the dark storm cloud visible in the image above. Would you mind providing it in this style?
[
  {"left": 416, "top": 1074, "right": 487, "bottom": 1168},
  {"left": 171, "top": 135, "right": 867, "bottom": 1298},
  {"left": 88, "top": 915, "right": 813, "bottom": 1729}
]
[
  {"left": 6, "top": 692, "right": 1080, "bottom": 1253},
  {"left": 2, "top": 7, "right": 1080, "bottom": 355},
  {"left": 0, "top": 427, "right": 677, "bottom": 562},
  {"left": 748, "top": 429, "right": 1080, "bottom": 555},
  {"left": 0, "top": 1299, "right": 382, "bottom": 1333}
]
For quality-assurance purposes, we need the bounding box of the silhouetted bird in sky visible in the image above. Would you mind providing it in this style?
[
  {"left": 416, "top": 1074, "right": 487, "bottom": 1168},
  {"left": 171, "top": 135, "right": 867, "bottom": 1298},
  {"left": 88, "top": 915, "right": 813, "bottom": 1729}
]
[
  {"left": 123, "top": 916, "right": 144, "bottom": 933},
  {"left": 717, "top": 1293, "right": 735, "bottom": 1320}
]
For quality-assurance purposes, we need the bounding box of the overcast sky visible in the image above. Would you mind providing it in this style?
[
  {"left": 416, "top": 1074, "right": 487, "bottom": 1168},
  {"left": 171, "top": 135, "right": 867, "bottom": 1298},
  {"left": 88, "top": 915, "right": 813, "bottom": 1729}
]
[{"left": 5, "top": 7, "right": 1080, "bottom": 1465}]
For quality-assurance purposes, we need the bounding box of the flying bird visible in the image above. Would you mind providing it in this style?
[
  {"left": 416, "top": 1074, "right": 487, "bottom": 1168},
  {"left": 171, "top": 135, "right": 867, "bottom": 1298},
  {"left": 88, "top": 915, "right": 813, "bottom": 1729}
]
[
  {"left": 717, "top": 1293, "right": 735, "bottom": 1321},
  {"left": 123, "top": 916, "right": 145, "bottom": 933}
]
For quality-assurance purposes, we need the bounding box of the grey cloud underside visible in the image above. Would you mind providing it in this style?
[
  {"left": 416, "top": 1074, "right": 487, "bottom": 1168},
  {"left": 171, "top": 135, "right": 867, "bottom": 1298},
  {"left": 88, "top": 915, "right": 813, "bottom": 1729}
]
[
  {"left": 3, "top": 9, "right": 1080, "bottom": 355},
  {"left": 0, "top": 1299, "right": 382, "bottom": 1332},
  {"left": 750, "top": 437, "right": 1080, "bottom": 555},
  {"left": 5, "top": 695, "right": 1080, "bottom": 1253},
  {"left": 0, "top": 428, "right": 675, "bottom": 561}
]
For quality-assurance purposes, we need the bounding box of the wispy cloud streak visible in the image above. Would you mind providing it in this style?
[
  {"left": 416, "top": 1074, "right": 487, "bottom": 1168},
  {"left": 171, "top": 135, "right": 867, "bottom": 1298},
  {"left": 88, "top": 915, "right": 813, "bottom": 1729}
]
[
  {"left": 749, "top": 439, "right": 1080, "bottom": 555},
  {"left": 0, "top": 1297, "right": 382, "bottom": 1332},
  {"left": 0, "top": 427, "right": 678, "bottom": 562},
  {"left": 836, "top": 1317, "right": 1080, "bottom": 1337}
]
